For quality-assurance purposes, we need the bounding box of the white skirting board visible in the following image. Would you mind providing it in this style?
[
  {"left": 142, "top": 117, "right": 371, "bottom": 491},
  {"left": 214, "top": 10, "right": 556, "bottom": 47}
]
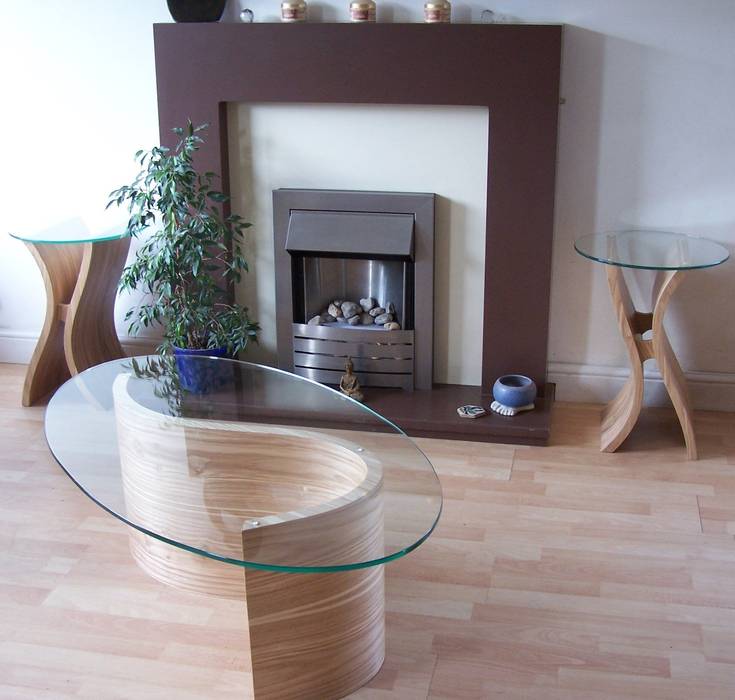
[
  {"left": 548, "top": 361, "right": 735, "bottom": 413},
  {"left": 0, "top": 331, "right": 38, "bottom": 364},
  {"left": 0, "top": 331, "right": 159, "bottom": 365},
  {"left": 2, "top": 332, "right": 733, "bottom": 412}
]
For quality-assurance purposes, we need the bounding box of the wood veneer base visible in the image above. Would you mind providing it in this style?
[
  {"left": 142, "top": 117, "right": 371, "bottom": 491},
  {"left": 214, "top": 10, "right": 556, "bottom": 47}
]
[
  {"left": 114, "top": 376, "right": 387, "bottom": 699},
  {"left": 601, "top": 266, "right": 697, "bottom": 460},
  {"left": 244, "top": 566, "right": 384, "bottom": 700},
  {"left": 22, "top": 237, "right": 130, "bottom": 406},
  {"left": 127, "top": 533, "right": 385, "bottom": 700}
]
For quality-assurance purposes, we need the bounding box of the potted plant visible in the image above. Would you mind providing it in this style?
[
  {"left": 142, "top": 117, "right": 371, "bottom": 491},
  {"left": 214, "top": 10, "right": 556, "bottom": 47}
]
[
  {"left": 128, "top": 355, "right": 228, "bottom": 414},
  {"left": 108, "top": 122, "right": 259, "bottom": 390}
]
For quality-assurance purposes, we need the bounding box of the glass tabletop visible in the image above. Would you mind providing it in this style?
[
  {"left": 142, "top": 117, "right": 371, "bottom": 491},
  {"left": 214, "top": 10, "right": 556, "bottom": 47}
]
[
  {"left": 574, "top": 230, "right": 729, "bottom": 271},
  {"left": 45, "top": 356, "right": 442, "bottom": 573},
  {"left": 10, "top": 217, "right": 130, "bottom": 244}
]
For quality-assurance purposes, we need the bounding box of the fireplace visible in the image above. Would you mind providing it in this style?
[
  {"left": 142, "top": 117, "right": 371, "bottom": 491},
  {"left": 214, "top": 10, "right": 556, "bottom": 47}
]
[
  {"left": 153, "top": 22, "right": 562, "bottom": 445},
  {"left": 274, "top": 189, "right": 435, "bottom": 390}
]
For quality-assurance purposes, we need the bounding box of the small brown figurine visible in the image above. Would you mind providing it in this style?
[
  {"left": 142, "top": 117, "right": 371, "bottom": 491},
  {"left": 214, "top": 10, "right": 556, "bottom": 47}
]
[{"left": 339, "top": 357, "right": 364, "bottom": 402}]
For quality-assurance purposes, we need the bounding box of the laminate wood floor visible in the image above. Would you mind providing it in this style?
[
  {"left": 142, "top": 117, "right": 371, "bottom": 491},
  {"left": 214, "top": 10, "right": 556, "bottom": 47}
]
[{"left": 2, "top": 362, "right": 735, "bottom": 699}]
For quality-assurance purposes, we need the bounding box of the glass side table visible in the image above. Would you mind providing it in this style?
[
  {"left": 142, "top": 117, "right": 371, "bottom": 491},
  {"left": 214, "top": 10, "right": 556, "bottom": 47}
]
[
  {"left": 10, "top": 227, "right": 130, "bottom": 406},
  {"left": 575, "top": 230, "right": 729, "bottom": 460},
  {"left": 45, "top": 356, "right": 442, "bottom": 699}
]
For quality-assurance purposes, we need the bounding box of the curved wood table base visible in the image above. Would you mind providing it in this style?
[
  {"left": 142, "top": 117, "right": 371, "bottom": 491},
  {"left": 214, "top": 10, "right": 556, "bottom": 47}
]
[
  {"left": 22, "top": 237, "right": 130, "bottom": 406},
  {"left": 127, "top": 533, "right": 385, "bottom": 700},
  {"left": 114, "top": 376, "right": 386, "bottom": 699},
  {"left": 601, "top": 266, "right": 697, "bottom": 460}
]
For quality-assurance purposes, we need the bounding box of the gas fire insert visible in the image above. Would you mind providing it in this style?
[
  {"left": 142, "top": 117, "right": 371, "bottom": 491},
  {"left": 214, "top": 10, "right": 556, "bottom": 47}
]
[{"left": 273, "top": 189, "right": 435, "bottom": 390}]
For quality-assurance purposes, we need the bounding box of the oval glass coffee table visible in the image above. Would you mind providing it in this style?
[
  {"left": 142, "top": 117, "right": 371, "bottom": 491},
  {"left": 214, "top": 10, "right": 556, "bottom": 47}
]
[
  {"left": 575, "top": 230, "right": 729, "bottom": 460},
  {"left": 45, "top": 355, "right": 442, "bottom": 700},
  {"left": 10, "top": 226, "right": 130, "bottom": 406}
]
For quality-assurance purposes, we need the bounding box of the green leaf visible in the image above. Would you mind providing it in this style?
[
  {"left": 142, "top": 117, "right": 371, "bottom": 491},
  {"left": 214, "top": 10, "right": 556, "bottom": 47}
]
[{"left": 107, "top": 122, "right": 258, "bottom": 351}]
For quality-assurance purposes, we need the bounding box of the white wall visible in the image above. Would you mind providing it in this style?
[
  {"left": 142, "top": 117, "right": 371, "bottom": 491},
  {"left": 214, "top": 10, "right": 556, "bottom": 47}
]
[
  {"left": 0, "top": 1, "right": 170, "bottom": 361},
  {"left": 1, "top": 1, "right": 734, "bottom": 409},
  {"left": 538, "top": 0, "right": 735, "bottom": 410}
]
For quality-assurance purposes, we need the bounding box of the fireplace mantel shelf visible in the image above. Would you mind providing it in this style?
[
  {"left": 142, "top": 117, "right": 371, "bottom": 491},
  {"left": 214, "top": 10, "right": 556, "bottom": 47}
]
[
  {"left": 154, "top": 21, "right": 562, "bottom": 445},
  {"left": 158, "top": 22, "right": 558, "bottom": 26}
]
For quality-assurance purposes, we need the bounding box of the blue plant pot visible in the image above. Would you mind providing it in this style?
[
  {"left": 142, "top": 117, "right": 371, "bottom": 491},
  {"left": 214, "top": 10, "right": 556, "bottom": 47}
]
[
  {"left": 173, "top": 346, "right": 231, "bottom": 394},
  {"left": 492, "top": 374, "right": 537, "bottom": 408}
]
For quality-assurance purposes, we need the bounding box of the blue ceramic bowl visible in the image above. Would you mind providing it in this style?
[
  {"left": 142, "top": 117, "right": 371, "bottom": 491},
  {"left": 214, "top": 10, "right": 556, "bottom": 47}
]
[{"left": 492, "top": 374, "right": 537, "bottom": 408}]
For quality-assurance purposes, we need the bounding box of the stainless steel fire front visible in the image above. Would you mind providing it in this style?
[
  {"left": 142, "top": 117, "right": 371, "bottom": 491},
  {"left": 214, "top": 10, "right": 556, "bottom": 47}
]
[{"left": 292, "top": 323, "right": 414, "bottom": 390}]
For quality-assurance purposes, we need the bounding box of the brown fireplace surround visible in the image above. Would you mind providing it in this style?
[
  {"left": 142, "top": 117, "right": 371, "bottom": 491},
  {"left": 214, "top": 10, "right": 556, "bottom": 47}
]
[{"left": 153, "top": 22, "right": 562, "bottom": 445}]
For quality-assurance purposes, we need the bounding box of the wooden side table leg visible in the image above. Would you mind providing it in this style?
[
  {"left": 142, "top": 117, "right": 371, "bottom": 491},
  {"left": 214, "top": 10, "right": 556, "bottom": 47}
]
[
  {"left": 22, "top": 242, "right": 83, "bottom": 406},
  {"left": 651, "top": 270, "right": 697, "bottom": 460},
  {"left": 601, "top": 266, "right": 697, "bottom": 459},
  {"left": 64, "top": 237, "right": 131, "bottom": 375},
  {"left": 601, "top": 265, "right": 645, "bottom": 452}
]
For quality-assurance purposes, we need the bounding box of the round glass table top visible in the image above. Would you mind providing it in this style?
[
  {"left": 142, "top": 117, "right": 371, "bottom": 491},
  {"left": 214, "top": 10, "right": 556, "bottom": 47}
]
[
  {"left": 10, "top": 229, "right": 129, "bottom": 244},
  {"left": 45, "top": 356, "right": 442, "bottom": 573},
  {"left": 574, "top": 230, "right": 729, "bottom": 271},
  {"left": 10, "top": 216, "right": 130, "bottom": 244}
]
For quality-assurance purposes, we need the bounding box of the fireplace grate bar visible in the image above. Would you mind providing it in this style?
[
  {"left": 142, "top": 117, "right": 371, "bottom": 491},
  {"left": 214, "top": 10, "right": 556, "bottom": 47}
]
[
  {"left": 294, "top": 366, "right": 414, "bottom": 390},
  {"left": 294, "top": 335, "right": 413, "bottom": 347},
  {"left": 296, "top": 350, "right": 414, "bottom": 360},
  {"left": 294, "top": 353, "right": 413, "bottom": 373},
  {"left": 294, "top": 365, "right": 412, "bottom": 376}
]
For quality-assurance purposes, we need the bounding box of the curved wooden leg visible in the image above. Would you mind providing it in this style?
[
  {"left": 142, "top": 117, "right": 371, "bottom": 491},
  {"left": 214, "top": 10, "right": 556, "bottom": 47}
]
[
  {"left": 241, "top": 487, "right": 385, "bottom": 699},
  {"left": 600, "top": 265, "right": 697, "bottom": 459},
  {"left": 22, "top": 242, "right": 83, "bottom": 406},
  {"left": 243, "top": 566, "right": 384, "bottom": 700},
  {"left": 600, "top": 265, "right": 645, "bottom": 452},
  {"left": 64, "top": 237, "right": 130, "bottom": 374},
  {"left": 651, "top": 270, "right": 697, "bottom": 460},
  {"left": 114, "top": 375, "right": 386, "bottom": 699}
]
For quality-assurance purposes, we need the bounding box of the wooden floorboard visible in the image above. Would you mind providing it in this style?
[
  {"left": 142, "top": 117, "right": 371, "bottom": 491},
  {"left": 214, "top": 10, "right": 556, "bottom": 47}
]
[{"left": 1, "top": 362, "right": 735, "bottom": 698}]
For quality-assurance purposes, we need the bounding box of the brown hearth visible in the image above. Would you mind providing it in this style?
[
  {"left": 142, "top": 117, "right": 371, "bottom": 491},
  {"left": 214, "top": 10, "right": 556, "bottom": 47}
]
[{"left": 153, "top": 22, "right": 562, "bottom": 445}]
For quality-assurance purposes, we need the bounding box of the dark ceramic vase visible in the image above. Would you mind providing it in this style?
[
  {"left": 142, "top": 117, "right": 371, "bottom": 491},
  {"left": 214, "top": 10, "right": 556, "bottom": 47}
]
[
  {"left": 166, "top": 0, "right": 227, "bottom": 22},
  {"left": 173, "top": 346, "right": 231, "bottom": 394}
]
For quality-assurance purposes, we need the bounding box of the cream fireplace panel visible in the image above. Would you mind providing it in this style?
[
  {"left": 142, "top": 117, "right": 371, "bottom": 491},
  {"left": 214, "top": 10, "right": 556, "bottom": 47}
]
[{"left": 228, "top": 103, "right": 488, "bottom": 385}]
